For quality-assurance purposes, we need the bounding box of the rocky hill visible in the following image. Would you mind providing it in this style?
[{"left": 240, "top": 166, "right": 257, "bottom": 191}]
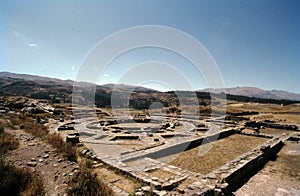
[
  {"left": 0, "top": 72, "right": 299, "bottom": 109},
  {"left": 0, "top": 72, "right": 168, "bottom": 108},
  {"left": 202, "top": 87, "right": 300, "bottom": 101}
]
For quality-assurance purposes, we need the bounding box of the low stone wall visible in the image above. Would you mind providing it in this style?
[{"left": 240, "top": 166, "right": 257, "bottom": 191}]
[
  {"left": 245, "top": 121, "right": 299, "bottom": 131},
  {"left": 79, "top": 131, "right": 290, "bottom": 196},
  {"left": 213, "top": 134, "right": 287, "bottom": 192},
  {"left": 239, "top": 131, "right": 273, "bottom": 139},
  {"left": 122, "top": 128, "right": 236, "bottom": 161},
  {"left": 180, "top": 134, "right": 288, "bottom": 195},
  {"left": 110, "top": 135, "right": 140, "bottom": 141}
]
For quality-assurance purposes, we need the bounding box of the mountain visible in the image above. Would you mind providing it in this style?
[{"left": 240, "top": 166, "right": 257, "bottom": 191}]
[
  {"left": 0, "top": 72, "right": 74, "bottom": 86},
  {"left": 202, "top": 87, "right": 300, "bottom": 101},
  {"left": 0, "top": 71, "right": 165, "bottom": 108},
  {"left": 268, "top": 90, "right": 300, "bottom": 101},
  {"left": 0, "top": 72, "right": 299, "bottom": 108},
  {"left": 100, "top": 83, "right": 158, "bottom": 93},
  {"left": 0, "top": 72, "right": 158, "bottom": 93}
]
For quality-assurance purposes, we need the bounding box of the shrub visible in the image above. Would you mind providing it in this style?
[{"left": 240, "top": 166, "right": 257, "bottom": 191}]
[
  {"left": 67, "top": 164, "right": 114, "bottom": 196},
  {"left": 0, "top": 132, "right": 19, "bottom": 155},
  {"left": 46, "top": 134, "right": 77, "bottom": 162},
  {"left": 0, "top": 158, "right": 45, "bottom": 196},
  {"left": 23, "top": 120, "right": 49, "bottom": 138}
]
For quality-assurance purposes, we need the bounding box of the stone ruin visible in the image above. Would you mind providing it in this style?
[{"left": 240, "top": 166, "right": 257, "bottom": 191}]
[{"left": 55, "top": 110, "right": 299, "bottom": 196}]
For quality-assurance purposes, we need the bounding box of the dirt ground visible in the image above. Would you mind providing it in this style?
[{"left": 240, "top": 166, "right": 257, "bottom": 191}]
[
  {"left": 259, "top": 128, "right": 291, "bottom": 136},
  {"left": 235, "top": 142, "right": 300, "bottom": 196},
  {"left": 5, "top": 129, "right": 79, "bottom": 196}
]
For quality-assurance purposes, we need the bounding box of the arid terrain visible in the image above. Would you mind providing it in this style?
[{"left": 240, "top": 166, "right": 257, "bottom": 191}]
[{"left": 0, "top": 73, "right": 300, "bottom": 196}]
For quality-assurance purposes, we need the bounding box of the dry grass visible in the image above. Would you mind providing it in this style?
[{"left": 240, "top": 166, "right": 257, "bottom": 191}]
[
  {"left": 67, "top": 162, "right": 114, "bottom": 196},
  {"left": 78, "top": 157, "right": 94, "bottom": 169},
  {"left": 1, "top": 113, "right": 115, "bottom": 195},
  {"left": 0, "top": 124, "right": 45, "bottom": 196},
  {"left": 159, "top": 134, "right": 268, "bottom": 174},
  {"left": 23, "top": 122, "right": 49, "bottom": 138},
  {"left": 177, "top": 178, "right": 196, "bottom": 190},
  {"left": 146, "top": 169, "right": 174, "bottom": 180},
  {"left": 2, "top": 113, "right": 77, "bottom": 161},
  {"left": 252, "top": 113, "right": 300, "bottom": 127},
  {"left": 227, "top": 102, "right": 300, "bottom": 114},
  {"left": 0, "top": 159, "right": 45, "bottom": 196},
  {"left": 259, "top": 128, "right": 289, "bottom": 136},
  {"left": 77, "top": 156, "right": 140, "bottom": 194},
  {"left": 93, "top": 167, "right": 139, "bottom": 194},
  {"left": 0, "top": 130, "right": 19, "bottom": 155},
  {"left": 46, "top": 133, "right": 77, "bottom": 161},
  {"left": 1, "top": 114, "right": 21, "bottom": 130}
]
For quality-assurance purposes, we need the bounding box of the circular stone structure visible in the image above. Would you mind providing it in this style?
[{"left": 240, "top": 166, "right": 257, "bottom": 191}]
[{"left": 110, "top": 122, "right": 160, "bottom": 129}]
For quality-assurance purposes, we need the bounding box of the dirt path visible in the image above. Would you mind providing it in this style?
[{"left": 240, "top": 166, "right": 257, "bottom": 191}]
[
  {"left": 5, "top": 129, "right": 79, "bottom": 196},
  {"left": 234, "top": 142, "right": 300, "bottom": 196}
]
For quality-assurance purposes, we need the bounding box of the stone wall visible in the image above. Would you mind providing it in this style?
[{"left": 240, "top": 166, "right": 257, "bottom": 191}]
[
  {"left": 213, "top": 134, "right": 287, "bottom": 192},
  {"left": 124, "top": 128, "right": 236, "bottom": 161},
  {"left": 245, "top": 121, "right": 299, "bottom": 131}
]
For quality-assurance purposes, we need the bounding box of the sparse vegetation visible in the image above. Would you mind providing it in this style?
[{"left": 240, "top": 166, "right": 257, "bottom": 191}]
[
  {"left": 0, "top": 124, "right": 45, "bottom": 196},
  {"left": 3, "top": 113, "right": 77, "bottom": 161},
  {"left": 0, "top": 75, "right": 299, "bottom": 195},
  {"left": 147, "top": 168, "right": 174, "bottom": 179},
  {"left": 0, "top": 159, "right": 45, "bottom": 196},
  {"left": 159, "top": 134, "right": 268, "bottom": 174},
  {"left": 1, "top": 113, "right": 114, "bottom": 195},
  {"left": 46, "top": 133, "right": 77, "bottom": 161},
  {"left": 67, "top": 161, "right": 114, "bottom": 196},
  {"left": 0, "top": 132, "right": 19, "bottom": 155},
  {"left": 167, "top": 105, "right": 181, "bottom": 114},
  {"left": 0, "top": 125, "right": 18, "bottom": 155}
]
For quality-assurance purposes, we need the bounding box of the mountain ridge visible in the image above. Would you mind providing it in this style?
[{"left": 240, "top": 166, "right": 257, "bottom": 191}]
[
  {"left": 1, "top": 71, "right": 300, "bottom": 101},
  {"left": 201, "top": 87, "right": 300, "bottom": 101}
]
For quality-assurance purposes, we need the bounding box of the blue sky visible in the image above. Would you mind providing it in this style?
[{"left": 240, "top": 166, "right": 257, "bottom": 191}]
[{"left": 0, "top": 0, "right": 299, "bottom": 93}]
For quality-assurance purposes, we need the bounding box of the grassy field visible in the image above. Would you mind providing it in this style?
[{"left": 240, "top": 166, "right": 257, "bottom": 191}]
[
  {"left": 158, "top": 134, "right": 268, "bottom": 174},
  {"left": 227, "top": 102, "right": 300, "bottom": 114},
  {"left": 228, "top": 102, "right": 300, "bottom": 127}
]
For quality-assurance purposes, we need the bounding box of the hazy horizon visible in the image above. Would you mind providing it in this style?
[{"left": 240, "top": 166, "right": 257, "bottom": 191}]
[
  {"left": 1, "top": 0, "right": 299, "bottom": 93},
  {"left": 2, "top": 70, "right": 300, "bottom": 96}
]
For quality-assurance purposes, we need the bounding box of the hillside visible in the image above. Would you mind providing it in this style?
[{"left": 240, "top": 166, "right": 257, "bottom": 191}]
[
  {"left": 202, "top": 87, "right": 300, "bottom": 101},
  {"left": 0, "top": 72, "right": 299, "bottom": 109}
]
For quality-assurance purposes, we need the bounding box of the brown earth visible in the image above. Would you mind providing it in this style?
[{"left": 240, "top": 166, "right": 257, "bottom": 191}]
[
  {"left": 235, "top": 142, "right": 300, "bottom": 196},
  {"left": 5, "top": 128, "right": 80, "bottom": 196}
]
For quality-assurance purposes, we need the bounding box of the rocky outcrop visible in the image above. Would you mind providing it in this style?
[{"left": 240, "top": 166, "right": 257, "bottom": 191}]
[{"left": 0, "top": 96, "right": 54, "bottom": 114}]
